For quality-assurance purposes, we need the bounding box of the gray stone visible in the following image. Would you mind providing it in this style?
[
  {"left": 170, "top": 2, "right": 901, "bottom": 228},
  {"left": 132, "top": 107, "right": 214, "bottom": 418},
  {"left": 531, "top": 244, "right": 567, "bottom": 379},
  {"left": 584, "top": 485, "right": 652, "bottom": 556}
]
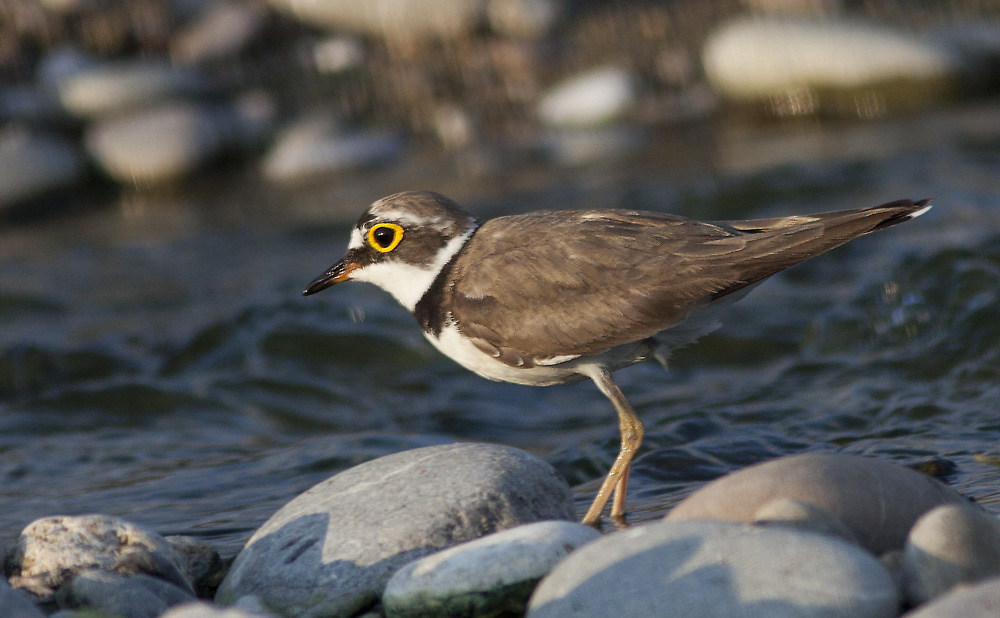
[
  {"left": 262, "top": 113, "right": 404, "bottom": 181},
  {"left": 217, "top": 443, "right": 574, "bottom": 618},
  {"left": 56, "top": 570, "right": 194, "bottom": 618},
  {"left": 86, "top": 100, "right": 273, "bottom": 185},
  {"left": 902, "top": 577, "right": 1000, "bottom": 617},
  {"left": 0, "top": 578, "right": 46, "bottom": 618},
  {"left": 752, "top": 497, "right": 859, "bottom": 545},
  {"left": 702, "top": 17, "right": 961, "bottom": 100},
  {"left": 265, "top": 0, "right": 488, "bottom": 40},
  {"left": 902, "top": 504, "right": 1000, "bottom": 606},
  {"left": 666, "top": 453, "right": 968, "bottom": 554},
  {"left": 55, "top": 61, "right": 205, "bottom": 117},
  {"left": 161, "top": 598, "right": 280, "bottom": 617},
  {"left": 537, "top": 66, "right": 637, "bottom": 128},
  {"left": 5, "top": 514, "right": 193, "bottom": 598},
  {"left": 383, "top": 520, "right": 598, "bottom": 618},
  {"left": 0, "top": 128, "right": 85, "bottom": 209},
  {"left": 527, "top": 520, "right": 898, "bottom": 618}
]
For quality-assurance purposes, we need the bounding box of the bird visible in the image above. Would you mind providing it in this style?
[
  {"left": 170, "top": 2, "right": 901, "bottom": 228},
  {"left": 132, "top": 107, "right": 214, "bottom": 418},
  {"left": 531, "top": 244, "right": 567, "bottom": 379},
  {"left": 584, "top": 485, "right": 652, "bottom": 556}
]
[{"left": 303, "top": 190, "right": 931, "bottom": 526}]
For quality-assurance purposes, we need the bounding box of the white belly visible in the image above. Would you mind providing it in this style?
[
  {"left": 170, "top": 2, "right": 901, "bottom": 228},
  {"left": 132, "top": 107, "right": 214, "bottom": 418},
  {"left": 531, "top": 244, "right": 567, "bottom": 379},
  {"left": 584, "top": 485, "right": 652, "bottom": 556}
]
[{"left": 425, "top": 323, "right": 644, "bottom": 387}]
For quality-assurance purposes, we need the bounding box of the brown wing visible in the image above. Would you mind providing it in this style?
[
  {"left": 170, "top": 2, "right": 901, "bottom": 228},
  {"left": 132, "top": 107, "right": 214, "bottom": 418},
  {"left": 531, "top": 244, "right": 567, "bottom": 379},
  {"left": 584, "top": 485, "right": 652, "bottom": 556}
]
[{"left": 445, "top": 199, "right": 929, "bottom": 367}]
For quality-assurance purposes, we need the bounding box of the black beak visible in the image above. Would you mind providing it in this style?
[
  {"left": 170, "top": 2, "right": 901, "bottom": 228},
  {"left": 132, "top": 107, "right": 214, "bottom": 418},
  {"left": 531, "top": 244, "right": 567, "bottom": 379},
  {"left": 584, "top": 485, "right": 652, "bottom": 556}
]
[{"left": 303, "top": 258, "right": 359, "bottom": 296}]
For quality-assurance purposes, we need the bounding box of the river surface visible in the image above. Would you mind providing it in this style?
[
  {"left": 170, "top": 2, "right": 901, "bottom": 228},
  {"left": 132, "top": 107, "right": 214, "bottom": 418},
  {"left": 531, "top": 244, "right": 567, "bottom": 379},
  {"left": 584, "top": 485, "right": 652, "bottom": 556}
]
[{"left": 3, "top": 103, "right": 1000, "bottom": 557}]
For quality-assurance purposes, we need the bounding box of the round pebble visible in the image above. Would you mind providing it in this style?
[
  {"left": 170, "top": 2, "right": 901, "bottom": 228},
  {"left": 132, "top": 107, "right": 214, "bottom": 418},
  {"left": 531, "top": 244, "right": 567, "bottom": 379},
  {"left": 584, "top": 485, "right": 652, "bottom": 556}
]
[
  {"left": 527, "top": 519, "right": 898, "bottom": 618},
  {"left": 902, "top": 577, "right": 1000, "bottom": 618},
  {"left": 55, "top": 570, "right": 194, "bottom": 618},
  {"left": 537, "top": 66, "right": 637, "bottom": 128},
  {"left": 902, "top": 504, "right": 1000, "bottom": 606},
  {"left": 383, "top": 521, "right": 599, "bottom": 618},
  {"left": 216, "top": 443, "right": 574, "bottom": 618},
  {"left": 665, "top": 453, "right": 969, "bottom": 554},
  {"left": 702, "top": 17, "right": 961, "bottom": 100},
  {"left": 265, "top": 0, "right": 488, "bottom": 40},
  {"left": 0, "top": 578, "right": 45, "bottom": 618},
  {"left": 55, "top": 61, "right": 205, "bottom": 118}
]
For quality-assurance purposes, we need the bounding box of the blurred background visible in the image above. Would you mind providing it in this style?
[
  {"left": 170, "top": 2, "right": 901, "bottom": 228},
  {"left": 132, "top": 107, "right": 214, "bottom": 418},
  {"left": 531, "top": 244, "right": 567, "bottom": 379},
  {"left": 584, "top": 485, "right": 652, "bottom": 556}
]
[{"left": 2, "top": 0, "right": 1000, "bottom": 556}]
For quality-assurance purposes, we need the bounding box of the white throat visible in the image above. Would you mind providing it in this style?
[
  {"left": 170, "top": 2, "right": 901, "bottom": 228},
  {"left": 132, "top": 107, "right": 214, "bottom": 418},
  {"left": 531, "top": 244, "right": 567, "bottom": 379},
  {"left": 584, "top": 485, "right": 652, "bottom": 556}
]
[{"left": 350, "top": 228, "right": 474, "bottom": 311}]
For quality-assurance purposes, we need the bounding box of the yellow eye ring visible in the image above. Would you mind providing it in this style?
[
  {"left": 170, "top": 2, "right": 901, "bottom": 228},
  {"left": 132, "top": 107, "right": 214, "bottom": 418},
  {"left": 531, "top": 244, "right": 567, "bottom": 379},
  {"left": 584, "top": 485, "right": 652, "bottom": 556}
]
[{"left": 367, "top": 223, "right": 404, "bottom": 253}]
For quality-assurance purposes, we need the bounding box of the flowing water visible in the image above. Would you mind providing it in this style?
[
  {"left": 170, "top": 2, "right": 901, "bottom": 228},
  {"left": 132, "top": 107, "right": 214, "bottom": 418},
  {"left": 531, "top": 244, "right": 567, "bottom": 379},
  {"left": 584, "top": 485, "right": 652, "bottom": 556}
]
[{"left": 3, "top": 104, "right": 1000, "bottom": 557}]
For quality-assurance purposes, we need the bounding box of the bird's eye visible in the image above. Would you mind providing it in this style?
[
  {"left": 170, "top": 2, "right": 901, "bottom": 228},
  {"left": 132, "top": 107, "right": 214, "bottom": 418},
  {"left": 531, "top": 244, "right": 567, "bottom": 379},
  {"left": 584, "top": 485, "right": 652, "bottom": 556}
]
[{"left": 367, "top": 223, "right": 404, "bottom": 253}]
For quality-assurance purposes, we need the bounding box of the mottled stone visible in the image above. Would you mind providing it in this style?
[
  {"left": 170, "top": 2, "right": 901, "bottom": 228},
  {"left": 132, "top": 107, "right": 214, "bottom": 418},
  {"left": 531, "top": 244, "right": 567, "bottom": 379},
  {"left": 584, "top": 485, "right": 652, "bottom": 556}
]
[
  {"left": 5, "top": 514, "right": 193, "bottom": 599},
  {"left": 55, "top": 570, "right": 194, "bottom": 618},
  {"left": 527, "top": 520, "right": 898, "bottom": 618},
  {"left": 666, "top": 453, "right": 968, "bottom": 554},
  {"left": 217, "top": 443, "right": 574, "bottom": 618},
  {"left": 902, "top": 577, "right": 1000, "bottom": 617},
  {"left": 902, "top": 504, "right": 1000, "bottom": 606},
  {"left": 383, "top": 521, "right": 598, "bottom": 618},
  {"left": 165, "top": 536, "right": 226, "bottom": 597}
]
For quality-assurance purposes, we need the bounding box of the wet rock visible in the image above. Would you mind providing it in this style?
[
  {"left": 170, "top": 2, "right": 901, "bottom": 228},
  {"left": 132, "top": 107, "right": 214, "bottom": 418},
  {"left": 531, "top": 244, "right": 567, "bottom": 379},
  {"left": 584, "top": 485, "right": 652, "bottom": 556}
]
[
  {"left": 902, "top": 504, "right": 1000, "bottom": 606},
  {"left": 86, "top": 99, "right": 273, "bottom": 186},
  {"left": 265, "top": 0, "right": 488, "bottom": 40},
  {"left": 752, "top": 497, "right": 859, "bottom": 545},
  {"left": 216, "top": 443, "right": 574, "bottom": 618},
  {"left": 666, "top": 453, "right": 968, "bottom": 554},
  {"left": 703, "top": 17, "right": 961, "bottom": 106},
  {"left": 5, "top": 514, "right": 193, "bottom": 599},
  {"left": 0, "top": 578, "right": 46, "bottom": 618},
  {"left": 527, "top": 520, "right": 898, "bottom": 618},
  {"left": 486, "top": 0, "right": 562, "bottom": 39},
  {"left": 55, "top": 60, "right": 205, "bottom": 118},
  {"left": 383, "top": 520, "right": 598, "bottom": 618},
  {"left": 171, "top": 1, "right": 268, "bottom": 64},
  {"left": 165, "top": 536, "right": 226, "bottom": 598},
  {"left": 262, "top": 112, "right": 405, "bottom": 181},
  {"left": 902, "top": 577, "right": 1000, "bottom": 618},
  {"left": 160, "top": 597, "right": 280, "bottom": 617},
  {"left": 0, "top": 128, "right": 85, "bottom": 210},
  {"left": 55, "top": 570, "right": 195, "bottom": 618},
  {"left": 538, "top": 66, "right": 637, "bottom": 128}
]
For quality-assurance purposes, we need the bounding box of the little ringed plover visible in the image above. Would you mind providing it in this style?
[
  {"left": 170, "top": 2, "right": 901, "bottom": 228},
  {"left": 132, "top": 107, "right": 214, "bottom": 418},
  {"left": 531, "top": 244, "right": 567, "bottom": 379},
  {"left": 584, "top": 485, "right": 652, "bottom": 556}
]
[{"left": 304, "top": 191, "right": 931, "bottom": 526}]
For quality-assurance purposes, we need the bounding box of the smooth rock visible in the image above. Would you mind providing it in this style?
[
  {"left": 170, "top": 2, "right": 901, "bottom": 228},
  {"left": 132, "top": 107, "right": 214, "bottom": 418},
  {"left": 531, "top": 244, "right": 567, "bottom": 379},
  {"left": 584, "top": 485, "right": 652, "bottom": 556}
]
[
  {"left": 161, "top": 598, "right": 280, "bottom": 617},
  {"left": 383, "top": 520, "right": 599, "bottom": 618},
  {"left": 527, "top": 520, "right": 898, "bottom": 618},
  {"left": 56, "top": 570, "right": 194, "bottom": 618},
  {"left": 703, "top": 17, "right": 961, "bottom": 99},
  {"left": 0, "top": 128, "right": 85, "bottom": 209},
  {"left": 86, "top": 100, "right": 272, "bottom": 186},
  {"left": 5, "top": 514, "right": 193, "bottom": 598},
  {"left": 752, "top": 497, "right": 859, "bottom": 545},
  {"left": 538, "top": 66, "right": 637, "bottom": 127},
  {"left": 262, "top": 113, "right": 404, "bottom": 181},
  {"left": 902, "top": 504, "right": 1000, "bottom": 606},
  {"left": 902, "top": 577, "right": 1000, "bottom": 617},
  {"left": 171, "top": 0, "right": 268, "bottom": 64},
  {"left": 666, "top": 453, "right": 968, "bottom": 554},
  {"left": 217, "top": 443, "right": 574, "bottom": 618},
  {"left": 55, "top": 60, "right": 205, "bottom": 117},
  {"left": 265, "top": 0, "right": 488, "bottom": 39},
  {"left": 0, "top": 578, "right": 46, "bottom": 618}
]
